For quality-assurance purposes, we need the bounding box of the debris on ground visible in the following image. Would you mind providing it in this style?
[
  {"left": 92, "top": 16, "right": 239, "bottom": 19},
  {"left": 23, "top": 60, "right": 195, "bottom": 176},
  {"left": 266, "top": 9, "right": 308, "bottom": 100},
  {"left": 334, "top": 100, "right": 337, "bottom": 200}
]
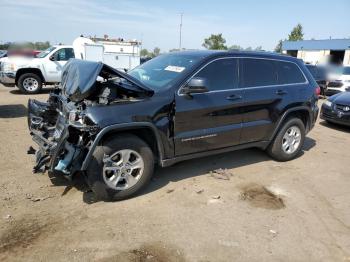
[
  {"left": 209, "top": 168, "right": 233, "bottom": 180},
  {"left": 207, "top": 195, "right": 222, "bottom": 204},
  {"left": 195, "top": 189, "right": 204, "bottom": 194},
  {"left": 166, "top": 189, "right": 175, "bottom": 194},
  {"left": 3, "top": 214, "right": 12, "bottom": 220},
  {"left": 207, "top": 199, "right": 222, "bottom": 204},
  {"left": 25, "top": 194, "right": 53, "bottom": 202},
  {"left": 269, "top": 229, "right": 277, "bottom": 235}
]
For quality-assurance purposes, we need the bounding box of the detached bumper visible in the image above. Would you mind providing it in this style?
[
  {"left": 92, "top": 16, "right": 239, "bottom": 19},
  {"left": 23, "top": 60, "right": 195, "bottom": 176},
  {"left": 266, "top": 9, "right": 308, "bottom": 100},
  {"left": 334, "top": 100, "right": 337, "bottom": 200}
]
[
  {"left": 320, "top": 104, "right": 350, "bottom": 127},
  {"left": 28, "top": 99, "right": 68, "bottom": 172},
  {"left": 0, "top": 71, "right": 16, "bottom": 86}
]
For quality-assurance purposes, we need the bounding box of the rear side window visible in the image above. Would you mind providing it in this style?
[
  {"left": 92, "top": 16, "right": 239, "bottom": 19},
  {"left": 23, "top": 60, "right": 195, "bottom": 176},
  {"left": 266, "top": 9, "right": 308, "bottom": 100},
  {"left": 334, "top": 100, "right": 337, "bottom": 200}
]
[
  {"left": 194, "top": 58, "right": 238, "bottom": 91},
  {"left": 241, "top": 58, "right": 277, "bottom": 87},
  {"left": 277, "top": 61, "right": 306, "bottom": 84}
]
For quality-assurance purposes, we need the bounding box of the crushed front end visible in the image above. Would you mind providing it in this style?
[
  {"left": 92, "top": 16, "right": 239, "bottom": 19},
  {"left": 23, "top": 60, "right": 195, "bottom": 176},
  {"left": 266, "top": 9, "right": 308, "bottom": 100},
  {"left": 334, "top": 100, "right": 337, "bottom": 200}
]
[
  {"left": 28, "top": 91, "right": 99, "bottom": 178},
  {"left": 27, "top": 59, "right": 152, "bottom": 180}
]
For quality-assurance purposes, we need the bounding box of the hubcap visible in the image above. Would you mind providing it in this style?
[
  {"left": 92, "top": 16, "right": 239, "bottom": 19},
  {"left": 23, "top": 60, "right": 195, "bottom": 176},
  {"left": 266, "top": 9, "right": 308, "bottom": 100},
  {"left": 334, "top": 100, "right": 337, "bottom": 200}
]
[
  {"left": 23, "top": 77, "right": 39, "bottom": 91},
  {"left": 102, "top": 149, "right": 144, "bottom": 190},
  {"left": 282, "top": 126, "right": 301, "bottom": 154}
]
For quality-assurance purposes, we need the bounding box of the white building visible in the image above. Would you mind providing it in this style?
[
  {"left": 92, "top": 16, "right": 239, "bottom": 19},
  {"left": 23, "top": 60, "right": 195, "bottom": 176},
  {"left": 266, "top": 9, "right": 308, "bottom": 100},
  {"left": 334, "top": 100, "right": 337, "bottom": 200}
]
[{"left": 282, "top": 39, "right": 350, "bottom": 66}]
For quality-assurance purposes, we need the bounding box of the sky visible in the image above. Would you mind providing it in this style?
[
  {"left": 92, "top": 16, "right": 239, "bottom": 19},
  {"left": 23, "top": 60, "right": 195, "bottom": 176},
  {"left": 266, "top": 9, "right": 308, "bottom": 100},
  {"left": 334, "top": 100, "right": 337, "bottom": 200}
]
[{"left": 0, "top": 0, "right": 349, "bottom": 52}]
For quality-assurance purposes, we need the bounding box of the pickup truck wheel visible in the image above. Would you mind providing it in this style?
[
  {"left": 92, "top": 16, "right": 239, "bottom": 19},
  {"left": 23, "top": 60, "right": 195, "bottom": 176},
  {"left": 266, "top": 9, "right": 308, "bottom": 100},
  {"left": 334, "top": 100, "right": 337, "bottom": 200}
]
[
  {"left": 267, "top": 118, "right": 305, "bottom": 161},
  {"left": 17, "top": 73, "right": 42, "bottom": 94},
  {"left": 86, "top": 135, "right": 154, "bottom": 201}
]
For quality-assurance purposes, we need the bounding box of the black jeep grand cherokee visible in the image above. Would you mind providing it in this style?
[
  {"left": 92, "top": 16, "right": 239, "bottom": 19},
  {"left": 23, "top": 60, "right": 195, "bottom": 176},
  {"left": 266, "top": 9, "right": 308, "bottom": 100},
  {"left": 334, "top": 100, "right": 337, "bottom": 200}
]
[{"left": 28, "top": 51, "right": 319, "bottom": 201}]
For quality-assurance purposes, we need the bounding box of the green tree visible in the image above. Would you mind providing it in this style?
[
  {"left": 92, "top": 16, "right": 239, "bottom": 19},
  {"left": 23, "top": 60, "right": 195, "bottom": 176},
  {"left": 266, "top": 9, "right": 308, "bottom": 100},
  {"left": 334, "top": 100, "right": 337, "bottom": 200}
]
[
  {"left": 153, "top": 47, "right": 160, "bottom": 56},
  {"left": 274, "top": 39, "right": 283, "bottom": 53},
  {"left": 34, "top": 41, "right": 50, "bottom": 50},
  {"left": 140, "top": 48, "right": 149, "bottom": 57},
  {"left": 288, "top": 23, "right": 304, "bottom": 41},
  {"left": 274, "top": 23, "right": 304, "bottom": 54},
  {"left": 202, "top": 33, "right": 227, "bottom": 50},
  {"left": 228, "top": 45, "right": 242, "bottom": 50}
]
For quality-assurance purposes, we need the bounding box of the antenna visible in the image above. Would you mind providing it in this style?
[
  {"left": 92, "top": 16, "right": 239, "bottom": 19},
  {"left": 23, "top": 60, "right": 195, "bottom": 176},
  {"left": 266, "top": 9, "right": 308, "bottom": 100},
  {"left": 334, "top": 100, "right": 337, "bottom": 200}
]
[{"left": 179, "top": 13, "right": 183, "bottom": 50}]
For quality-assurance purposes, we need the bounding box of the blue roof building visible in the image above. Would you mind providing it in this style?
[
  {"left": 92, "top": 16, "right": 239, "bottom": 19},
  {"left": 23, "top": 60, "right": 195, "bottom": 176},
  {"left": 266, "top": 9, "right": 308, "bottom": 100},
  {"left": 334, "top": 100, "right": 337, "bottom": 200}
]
[{"left": 281, "top": 39, "right": 350, "bottom": 66}]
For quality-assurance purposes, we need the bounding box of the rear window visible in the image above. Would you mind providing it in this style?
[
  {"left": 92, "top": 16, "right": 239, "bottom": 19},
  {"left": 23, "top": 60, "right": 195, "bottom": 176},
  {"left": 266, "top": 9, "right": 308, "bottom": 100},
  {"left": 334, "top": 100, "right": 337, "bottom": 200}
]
[
  {"left": 241, "top": 58, "right": 277, "bottom": 87},
  {"left": 306, "top": 65, "right": 326, "bottom": 80},
  {"left": 277, "top": 61, "right": 306, "bottom": 84}
]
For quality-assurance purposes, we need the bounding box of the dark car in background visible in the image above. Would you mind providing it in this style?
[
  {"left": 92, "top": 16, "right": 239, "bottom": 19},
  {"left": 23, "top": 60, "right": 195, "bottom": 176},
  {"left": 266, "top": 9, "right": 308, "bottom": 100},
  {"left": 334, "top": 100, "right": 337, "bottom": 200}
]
[
  {"left": 27, "top": 51, "right": 319, "bottom": 201},
  {"left": 321, "top": 91, "right": 350, "bottom": 127},
  {"left": 306, "top": 64, "right": 328, "bottom": 96}
]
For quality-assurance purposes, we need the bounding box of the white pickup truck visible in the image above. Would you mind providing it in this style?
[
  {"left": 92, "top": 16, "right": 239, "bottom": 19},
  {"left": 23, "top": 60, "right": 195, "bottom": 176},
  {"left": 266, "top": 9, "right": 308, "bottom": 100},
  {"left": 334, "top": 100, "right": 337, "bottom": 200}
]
[
  {"left": 0, "top": 37, "right": 141, "bottom": 94},
  {"left": 0, "top": 45, "right": 75, "bottom": 93}
]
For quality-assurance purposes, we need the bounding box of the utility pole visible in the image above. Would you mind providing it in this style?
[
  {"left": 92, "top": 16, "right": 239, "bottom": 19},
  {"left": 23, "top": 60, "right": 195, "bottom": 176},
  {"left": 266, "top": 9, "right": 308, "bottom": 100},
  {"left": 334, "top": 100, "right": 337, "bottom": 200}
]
[{"left": 179, "top": 13, "right": 183, "bottom": 50}]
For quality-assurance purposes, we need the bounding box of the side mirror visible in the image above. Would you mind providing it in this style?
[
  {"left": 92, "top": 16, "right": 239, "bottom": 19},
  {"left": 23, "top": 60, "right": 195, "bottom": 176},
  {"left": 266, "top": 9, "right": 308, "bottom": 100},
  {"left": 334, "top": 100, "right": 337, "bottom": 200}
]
[
  {"left": 49, "top": 56, "right": 55, "bottom": 61},
  {"left": 182, "top": 77, "right": 209, "bottom": 95}
]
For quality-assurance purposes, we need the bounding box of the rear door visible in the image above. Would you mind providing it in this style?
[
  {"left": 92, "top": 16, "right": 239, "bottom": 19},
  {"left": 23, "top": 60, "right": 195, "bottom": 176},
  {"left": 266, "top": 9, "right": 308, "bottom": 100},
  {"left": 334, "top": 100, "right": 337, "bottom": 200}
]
[
  {"left": 239, "top": 58, "right": 307, "bottom": 144},
  {"left": 239, "top": 58, "right": 281, "bottom": 143},
  {"left": 174, "top": 58, "right": 244, "bottom": 155}
]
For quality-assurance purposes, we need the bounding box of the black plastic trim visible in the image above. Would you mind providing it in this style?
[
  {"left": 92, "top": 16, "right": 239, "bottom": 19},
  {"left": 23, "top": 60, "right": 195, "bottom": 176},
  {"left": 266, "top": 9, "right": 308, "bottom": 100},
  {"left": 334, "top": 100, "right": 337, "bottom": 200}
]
[
  {"left": 81, "top": 122, "right": 165, "bottom": 170},
  {"left": 160, "top": 141, "right": 269, "bottom": 167}
]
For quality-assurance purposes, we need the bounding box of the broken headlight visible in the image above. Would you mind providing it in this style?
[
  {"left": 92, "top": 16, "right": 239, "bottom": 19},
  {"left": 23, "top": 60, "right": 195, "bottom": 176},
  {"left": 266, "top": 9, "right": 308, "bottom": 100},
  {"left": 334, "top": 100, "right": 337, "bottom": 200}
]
[{"left": 68, "top": 110, "right": 84, "bottom": 125}]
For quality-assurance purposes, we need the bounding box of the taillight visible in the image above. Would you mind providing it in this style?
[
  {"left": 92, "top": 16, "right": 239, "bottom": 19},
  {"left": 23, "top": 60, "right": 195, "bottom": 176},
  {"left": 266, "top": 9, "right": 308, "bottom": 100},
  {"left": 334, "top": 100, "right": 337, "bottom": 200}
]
[{"left": 315, "top": 86, "right": 321, "bottom": 96}]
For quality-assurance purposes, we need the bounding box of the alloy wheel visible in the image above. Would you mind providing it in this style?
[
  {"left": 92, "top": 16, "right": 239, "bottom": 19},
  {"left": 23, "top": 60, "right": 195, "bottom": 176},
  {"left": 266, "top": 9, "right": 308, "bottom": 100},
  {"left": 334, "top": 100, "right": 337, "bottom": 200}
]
[
  {"left": 281, "top": 125, "right": 301, "bottom": 154},
  {"left": 102, "top": 149, "right": 144, "bottom": 190}
]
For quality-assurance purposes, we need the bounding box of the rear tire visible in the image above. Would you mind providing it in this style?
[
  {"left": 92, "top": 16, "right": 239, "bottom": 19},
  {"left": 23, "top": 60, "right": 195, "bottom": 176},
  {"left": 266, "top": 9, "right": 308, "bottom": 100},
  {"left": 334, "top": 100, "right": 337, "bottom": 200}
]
[
  {"left": 267, "top": 118, "right": 305, "bottom": 161},
  {"left": 86, "top": 134, "right": 154, "bottom": 201},
  {"left": 17, "top": 73, "right": 42, "bottom": 94}
]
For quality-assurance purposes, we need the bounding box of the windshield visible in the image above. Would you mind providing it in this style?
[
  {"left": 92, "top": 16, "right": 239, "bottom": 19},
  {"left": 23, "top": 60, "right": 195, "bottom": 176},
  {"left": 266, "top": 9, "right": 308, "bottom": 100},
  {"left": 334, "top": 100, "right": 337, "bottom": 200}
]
[
  {"left": 37, "top": 46, "right": 56, "bottom": 58},
  {"left": 128, "top": 53, "right": 202, "bottom": 91}
]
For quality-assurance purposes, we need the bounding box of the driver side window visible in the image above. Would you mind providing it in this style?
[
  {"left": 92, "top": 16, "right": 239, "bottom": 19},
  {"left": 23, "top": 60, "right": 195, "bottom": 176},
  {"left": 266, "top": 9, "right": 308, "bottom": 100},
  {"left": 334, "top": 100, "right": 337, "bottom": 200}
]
[
  {"left": 194, "top": 58, "right": 238, "bottom": 91},
  {"left": 52, "top": 48, "right": 75, "bottom": 61}
]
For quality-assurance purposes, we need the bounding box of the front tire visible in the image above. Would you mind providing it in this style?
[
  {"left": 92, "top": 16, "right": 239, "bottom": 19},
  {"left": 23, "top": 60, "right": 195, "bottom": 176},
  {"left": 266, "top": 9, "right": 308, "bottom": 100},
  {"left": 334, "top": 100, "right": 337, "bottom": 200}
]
[
  {"left": 267, "top": 118, "right": 305, "bottom": 161},
  {"left": 17, "top": 73, "right": 42, "bottom": 94},
  {"left": 86, "top": 135, "right": 154, "bottom": 201}
]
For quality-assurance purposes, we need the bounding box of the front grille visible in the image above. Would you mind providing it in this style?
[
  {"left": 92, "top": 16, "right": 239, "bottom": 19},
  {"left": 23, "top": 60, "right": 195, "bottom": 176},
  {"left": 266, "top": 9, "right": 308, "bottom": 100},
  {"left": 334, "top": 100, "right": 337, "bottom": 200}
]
[
  {"left": 335, "top": 104, "right": 350, "bottom": 112},
  {"left": 328, "top": 81, "right": 343, "bottom": 88}
]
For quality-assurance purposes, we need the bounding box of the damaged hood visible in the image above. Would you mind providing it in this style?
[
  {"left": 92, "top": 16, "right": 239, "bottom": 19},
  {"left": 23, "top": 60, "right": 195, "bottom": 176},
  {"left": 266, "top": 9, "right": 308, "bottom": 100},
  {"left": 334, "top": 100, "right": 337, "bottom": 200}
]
[{"left": 61, "top": 59, "right": 153, "bottom": 102}]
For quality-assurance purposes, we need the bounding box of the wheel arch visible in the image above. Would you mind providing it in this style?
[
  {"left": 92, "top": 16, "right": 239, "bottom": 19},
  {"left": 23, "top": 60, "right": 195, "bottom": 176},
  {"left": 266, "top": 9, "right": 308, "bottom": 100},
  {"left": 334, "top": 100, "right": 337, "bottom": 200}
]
[
  {"left": 15, "top": 68, "right": 45, "bottom": 86},
  {"left": 269, "top": 106, "right": 312, "bottom": 141},
  {"left": 81, "top": 122, "right": 165, "bottom": 170}
]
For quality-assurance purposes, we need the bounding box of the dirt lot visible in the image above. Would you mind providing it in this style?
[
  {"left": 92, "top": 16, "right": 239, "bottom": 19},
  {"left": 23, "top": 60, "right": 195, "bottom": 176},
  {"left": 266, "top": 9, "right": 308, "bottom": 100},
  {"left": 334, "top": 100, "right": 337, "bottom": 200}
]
[{"left": 0, "top": 84, "right": 349, "bottom": 262}]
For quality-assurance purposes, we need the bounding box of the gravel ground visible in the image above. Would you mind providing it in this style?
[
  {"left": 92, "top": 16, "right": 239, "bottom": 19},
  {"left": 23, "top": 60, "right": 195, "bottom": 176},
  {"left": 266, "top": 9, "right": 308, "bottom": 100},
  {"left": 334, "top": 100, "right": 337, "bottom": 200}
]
[{"left": 0, "top": 84, "right": 349, "bottom": 262}]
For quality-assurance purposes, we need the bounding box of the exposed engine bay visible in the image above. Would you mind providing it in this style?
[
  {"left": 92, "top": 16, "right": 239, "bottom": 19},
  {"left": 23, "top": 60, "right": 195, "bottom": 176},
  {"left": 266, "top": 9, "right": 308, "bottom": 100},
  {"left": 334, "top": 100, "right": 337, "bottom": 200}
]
[{"left": 27, "top": 59, "right": 152, "bottom": 178}]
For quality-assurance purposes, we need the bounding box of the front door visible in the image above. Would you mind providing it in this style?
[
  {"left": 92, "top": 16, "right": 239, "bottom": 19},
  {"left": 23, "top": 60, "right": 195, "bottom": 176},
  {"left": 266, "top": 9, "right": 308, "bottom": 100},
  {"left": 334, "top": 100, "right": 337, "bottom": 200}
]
[
  {"left": 44, "top": 48, "right": 75, "bottom": 82},
  {"left": 174, "top": 58, "right": 244, "bottom": 156}
]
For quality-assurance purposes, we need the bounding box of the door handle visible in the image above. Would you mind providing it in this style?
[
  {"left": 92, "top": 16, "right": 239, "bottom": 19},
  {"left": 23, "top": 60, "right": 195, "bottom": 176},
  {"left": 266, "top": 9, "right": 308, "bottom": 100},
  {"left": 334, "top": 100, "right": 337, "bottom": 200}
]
[
  {"left": 276, "top": 90, "right": 288, "bottom": 95},
  {"left": 226, "top": 94, "right": 242, "bottom": 101}
]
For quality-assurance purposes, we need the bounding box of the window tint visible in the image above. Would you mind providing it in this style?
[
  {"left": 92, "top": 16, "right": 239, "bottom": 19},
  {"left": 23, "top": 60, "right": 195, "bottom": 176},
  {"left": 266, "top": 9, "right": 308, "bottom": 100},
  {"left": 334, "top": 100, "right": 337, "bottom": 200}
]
[
  {"left": 194, "top": 58, "right": 237, "bottom": 91},
  {"left": 53, "top": 48, "right": 75, "bottom": 61},
  {"left": 277, "top": 61, "right": 306, "bottom": 84},
  {"left": 65, "top": 48, "right": 75, "bottom": 60},
  {"left": 241, "top": 59, "right": 277, "bottom": 87}
]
